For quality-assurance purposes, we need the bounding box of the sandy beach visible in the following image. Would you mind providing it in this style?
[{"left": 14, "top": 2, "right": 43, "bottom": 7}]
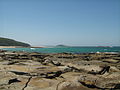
[
  {"left": 0, "top": 46, "right": 20, "bottom": 48},
  {"left": 0, "top": 46, "right": 45, "bottom": 49}
]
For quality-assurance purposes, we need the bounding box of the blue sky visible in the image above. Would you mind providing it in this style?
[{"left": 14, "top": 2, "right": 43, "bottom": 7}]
[{"left": 0, "top": 0, "right": 120, "bottom": 46}]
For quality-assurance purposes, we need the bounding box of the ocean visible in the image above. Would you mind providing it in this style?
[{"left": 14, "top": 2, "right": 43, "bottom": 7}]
[{"left": 1, "top": 47, "right": 120, "bottom": 53}]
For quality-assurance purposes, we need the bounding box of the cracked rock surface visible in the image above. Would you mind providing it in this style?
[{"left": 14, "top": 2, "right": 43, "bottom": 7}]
[{"left": 0, "top": 50, "right": 120, "bottom": 90}]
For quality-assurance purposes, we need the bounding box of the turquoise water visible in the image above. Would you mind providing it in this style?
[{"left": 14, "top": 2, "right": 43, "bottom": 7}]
[{"left": 1, "top": 47, "right": 120, "bottom": 53}]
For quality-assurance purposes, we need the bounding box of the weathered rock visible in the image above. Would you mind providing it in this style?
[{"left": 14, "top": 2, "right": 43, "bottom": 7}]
[
  {"left": 88, "top": 65, "right": 110, "bottom": 75},
  {"left": 51, "top": 60, "right": 62, "bottom": 66},
  {"left": 0, "top": 50, "right": 120, "bottom": 90},
  {"left": 103, "top": 59, "right": 120, "bottom": 63},
  {"left": 8, "top": 78, "right": 21, "bottom": 84},
  {"left": 77, "top": 74, "right": 120, "bottom": 89},
  {"left": 57, "top": 77, "right": 99, "bottom": 90}
]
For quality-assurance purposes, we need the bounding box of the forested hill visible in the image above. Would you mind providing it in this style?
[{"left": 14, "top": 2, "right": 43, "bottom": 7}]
[{"left": 0, "top": 37, "right": 30, "bottom": 47}]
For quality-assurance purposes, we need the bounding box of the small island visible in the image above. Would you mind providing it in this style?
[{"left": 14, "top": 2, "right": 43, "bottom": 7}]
[{"left": 55, "top": 45, "right": 70, "bottom": 48}]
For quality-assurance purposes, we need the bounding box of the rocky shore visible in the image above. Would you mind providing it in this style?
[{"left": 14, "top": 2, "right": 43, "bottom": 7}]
[{"left": 0, "top": 49, "right": 120, "bottom": 90}]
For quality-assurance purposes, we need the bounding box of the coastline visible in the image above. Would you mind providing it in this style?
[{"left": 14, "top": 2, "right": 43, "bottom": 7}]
[
  {"left": 0, "top": 46, "right": 22, "bottom": 48},
  {"left": 0, "top": 46, "right": 44, "bottom": 48}
]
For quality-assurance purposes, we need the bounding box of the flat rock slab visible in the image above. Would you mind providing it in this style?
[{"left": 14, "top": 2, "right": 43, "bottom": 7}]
[
  {"left": 77, "top": 74, "right": 120, "bottom": 89},
  {"left": 0, "top": 51, "right": 120, "bottom": 90}
]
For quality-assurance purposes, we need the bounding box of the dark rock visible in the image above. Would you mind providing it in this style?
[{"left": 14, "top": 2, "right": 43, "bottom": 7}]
[
  {"left": 10, "top": 71, "right": 30, "bottom": 76},
  {"left": 51, "top": 61, "right": 62, "bottom": 66},
  {"left": 8, "top": 78, "right": 21, "bottom": 84},
  {"left": 88, "top": 65, "right": 110, "bottom": 75},
  {"left": 44, "top": 71, "right": 63, "bottom": 79}
]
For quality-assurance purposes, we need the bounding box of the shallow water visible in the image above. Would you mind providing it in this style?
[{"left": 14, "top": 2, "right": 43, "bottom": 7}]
[{"left": 1, "top": 47, "right": 120, "bottom": 53}]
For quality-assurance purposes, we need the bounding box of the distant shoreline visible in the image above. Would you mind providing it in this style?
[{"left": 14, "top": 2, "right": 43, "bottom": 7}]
[
  {"left": 0, "top": 46, "right": 120, "bottom": 49},
  {"left": 0, "top": 46, "right": 44, "bottom": 48}
]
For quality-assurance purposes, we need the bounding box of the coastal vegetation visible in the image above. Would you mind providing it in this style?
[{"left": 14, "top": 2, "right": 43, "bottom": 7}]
[{"left": 0, "top": 37, "right": 30, "bottom": 47}]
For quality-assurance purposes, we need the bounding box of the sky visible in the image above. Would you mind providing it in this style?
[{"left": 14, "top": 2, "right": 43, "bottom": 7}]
[{"left": 0, "top": 0, "right": 120, "bottom": 46}]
